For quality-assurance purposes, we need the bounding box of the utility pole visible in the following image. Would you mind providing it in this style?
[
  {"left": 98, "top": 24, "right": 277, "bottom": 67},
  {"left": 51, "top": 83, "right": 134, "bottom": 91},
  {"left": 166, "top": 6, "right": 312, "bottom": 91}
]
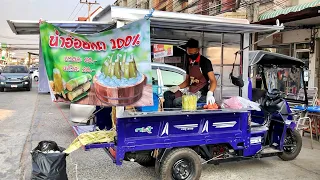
[{"left": 80, "top": 0, "right": 99, "bottom": 21}]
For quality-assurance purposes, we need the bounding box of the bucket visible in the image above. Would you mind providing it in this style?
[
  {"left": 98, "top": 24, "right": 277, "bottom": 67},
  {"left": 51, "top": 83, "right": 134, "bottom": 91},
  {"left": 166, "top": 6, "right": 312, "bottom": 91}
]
[{"left": 94, "top": 75, "right": 147, "bottom": 106}]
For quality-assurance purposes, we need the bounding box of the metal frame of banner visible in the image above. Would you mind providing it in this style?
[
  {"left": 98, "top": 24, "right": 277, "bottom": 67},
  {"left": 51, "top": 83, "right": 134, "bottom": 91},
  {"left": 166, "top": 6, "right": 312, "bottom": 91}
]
[{"left": 144, "top": 8, "right": 155, "bottom": 20}]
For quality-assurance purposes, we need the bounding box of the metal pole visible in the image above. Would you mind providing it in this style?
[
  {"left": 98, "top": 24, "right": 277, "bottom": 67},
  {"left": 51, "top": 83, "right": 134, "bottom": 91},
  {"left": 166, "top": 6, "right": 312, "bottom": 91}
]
[
  {"left": 28, "top": 52, "right": 31, "bottom": 67},
  {"left": 201, "top": 31, "right": 204, "bottom": 55},
  {"left": 220, "top": 33, "right": 224, "bottom": 100}
]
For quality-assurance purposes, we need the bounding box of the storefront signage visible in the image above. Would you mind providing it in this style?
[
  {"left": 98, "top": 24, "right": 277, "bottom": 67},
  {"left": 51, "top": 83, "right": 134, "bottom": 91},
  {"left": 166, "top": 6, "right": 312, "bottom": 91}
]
[
  {"left": 153, "top": 57, "right": 164, "bottom": 63},
  {"left": 165, "top": 57, "right": 181, "bottom": 63},
  {"left": 153, "top": 44, "right": 173, "bottom": 58},
  {"left": 154, "top": 56, "right": 181, "bottom": 64},
  {"left": 40, "top": 19, "right": 153, "bottom": 107}
]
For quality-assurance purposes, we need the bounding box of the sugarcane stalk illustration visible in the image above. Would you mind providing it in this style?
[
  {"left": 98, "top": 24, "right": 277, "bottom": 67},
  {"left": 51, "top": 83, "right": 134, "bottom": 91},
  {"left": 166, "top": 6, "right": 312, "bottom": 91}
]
[
  {"left": 121, "top": 53, "right": 127, "bottom": 72},
  {"left": 102, "top": 55, "right": 112, "bottom": 76},
  {"left": 53, "top": 68, "right": 64, "bottom": 94},
  {"left": 129, "top": 54, "right": 137, "bottom": 78},
  {"left": 129, "top": 62, "right": 137, "bottom": 78},
  {"left": 66, "top": 74, "right": 92, "bottom": 91},
  {"left": 124, "top": 62, "right": 130, "bottom": 79},
  {"left": 109, "top": 62, "right": 115, "bottom": 77},
  {"left": 67, "top": 81, "right": 91, "bottom": 101},
  {"left": 114, "top": 54, "right": 122, "bottom": 79}
]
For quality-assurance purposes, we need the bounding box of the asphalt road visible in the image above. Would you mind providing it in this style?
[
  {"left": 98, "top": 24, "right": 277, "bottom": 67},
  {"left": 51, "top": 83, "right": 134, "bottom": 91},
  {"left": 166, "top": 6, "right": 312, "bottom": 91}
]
[{"left": 1, "top": 82, "right": 320, "bottom": 180}]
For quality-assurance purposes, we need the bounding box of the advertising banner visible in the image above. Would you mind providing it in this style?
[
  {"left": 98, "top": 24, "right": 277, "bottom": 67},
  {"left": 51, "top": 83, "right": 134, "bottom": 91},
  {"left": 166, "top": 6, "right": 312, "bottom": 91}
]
[
  {"left": 153, "top": 44, "right": 173, "bottom": 58},
  {"left": 40, "top": 19, "right": 153, "bottom": 106}
]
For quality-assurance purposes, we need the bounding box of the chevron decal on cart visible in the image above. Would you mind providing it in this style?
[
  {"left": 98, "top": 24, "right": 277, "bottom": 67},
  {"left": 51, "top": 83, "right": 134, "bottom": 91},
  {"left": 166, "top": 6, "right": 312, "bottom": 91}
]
[
  {"left": 174, "top": 124, "right": 198, "bottom": 131},
  {"left": 202, "top": 120, "right": 209, "bottom": 133},
  {"left": 212, "top": 121, "right": 237, "bottom": 128},
  {"left": 161, "top": 122, "right": 169, "bottom": 136}
]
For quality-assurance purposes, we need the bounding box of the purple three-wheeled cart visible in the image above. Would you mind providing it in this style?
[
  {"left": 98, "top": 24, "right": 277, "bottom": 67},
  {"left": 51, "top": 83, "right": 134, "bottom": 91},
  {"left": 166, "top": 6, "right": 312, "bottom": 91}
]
[{"left": 73, "top": 50, "right": 306, "bottom": 180}]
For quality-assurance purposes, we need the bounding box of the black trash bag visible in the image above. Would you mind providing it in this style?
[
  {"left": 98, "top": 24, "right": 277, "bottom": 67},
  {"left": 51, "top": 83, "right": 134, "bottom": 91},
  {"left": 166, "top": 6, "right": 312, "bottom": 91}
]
[
  {"left": 35, "top": 140, "right": 60, "bottom": 152},
  {"left": 31, "top": 141, "right": 68, "bottom": 180}
]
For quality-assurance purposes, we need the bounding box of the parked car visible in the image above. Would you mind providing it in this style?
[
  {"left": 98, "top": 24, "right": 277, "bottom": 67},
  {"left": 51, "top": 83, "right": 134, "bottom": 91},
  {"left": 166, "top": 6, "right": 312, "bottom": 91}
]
[
  {"left": 151, "top": 62, "right": 186, "bottom": 97},
  {"left": 0, "top": 65, "right": 32, "bottom": 92},
  {"left": 32, "top": 69, "right": 39, "bottom": 81},
  {"left": 29, "top": 67, "right": 38, "bottom": 73}
]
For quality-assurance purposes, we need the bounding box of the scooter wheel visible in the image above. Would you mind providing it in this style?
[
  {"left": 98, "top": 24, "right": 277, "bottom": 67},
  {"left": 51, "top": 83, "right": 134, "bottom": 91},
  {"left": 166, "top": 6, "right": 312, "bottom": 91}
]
[
  {"left": 278, "top": 129, "right": 302, "bottom": 161},
  {"left": 159, "top": 148, "right": 201, "bottom": 180}
]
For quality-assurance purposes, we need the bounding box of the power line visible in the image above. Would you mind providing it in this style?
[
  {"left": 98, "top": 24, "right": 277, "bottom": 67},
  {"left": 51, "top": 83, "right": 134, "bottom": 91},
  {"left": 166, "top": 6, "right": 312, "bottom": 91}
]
[
  {"left": 68, "top": 1, "right": 80, "bottom": 20},
  {"left": 80, "top": 0, "right": 99, "bottom": 21},
  {"left": 71, "top": 3, "right": 85, "bottom": 20}
]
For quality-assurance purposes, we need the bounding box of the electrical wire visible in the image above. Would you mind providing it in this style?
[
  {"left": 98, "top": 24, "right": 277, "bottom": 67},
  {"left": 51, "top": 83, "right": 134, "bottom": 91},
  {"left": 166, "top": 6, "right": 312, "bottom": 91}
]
[
  {"left": 68, "top": 1, "right": 80, "bottom": 20},
  {"left": 71, "top": 4, "right": 85, "bottom": 21}
]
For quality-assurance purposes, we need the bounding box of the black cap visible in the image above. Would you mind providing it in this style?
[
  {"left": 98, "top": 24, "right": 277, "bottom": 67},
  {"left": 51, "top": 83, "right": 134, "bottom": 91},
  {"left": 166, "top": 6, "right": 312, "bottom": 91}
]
[{"left": 186, "top": 38, "right": 199, "bottom": 48}]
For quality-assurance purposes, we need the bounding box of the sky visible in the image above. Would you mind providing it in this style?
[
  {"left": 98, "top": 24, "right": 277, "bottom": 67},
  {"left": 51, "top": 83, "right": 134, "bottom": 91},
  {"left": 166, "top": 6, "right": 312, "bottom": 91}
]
[{"left": 0, "top": 0, "right": 115, "bottom": 59}]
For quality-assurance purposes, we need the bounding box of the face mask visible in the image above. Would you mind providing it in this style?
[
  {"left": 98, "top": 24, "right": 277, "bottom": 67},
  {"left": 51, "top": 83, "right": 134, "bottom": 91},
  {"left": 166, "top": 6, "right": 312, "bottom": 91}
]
[{"left": 188, "top": 53, "right": 199, "bottom": 60}]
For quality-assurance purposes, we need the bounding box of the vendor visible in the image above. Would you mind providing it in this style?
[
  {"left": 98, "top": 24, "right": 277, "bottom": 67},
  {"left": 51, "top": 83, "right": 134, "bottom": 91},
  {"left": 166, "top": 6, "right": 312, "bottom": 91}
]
[{"left": 163, "top": 38, "right": 217, "bottom": 109}]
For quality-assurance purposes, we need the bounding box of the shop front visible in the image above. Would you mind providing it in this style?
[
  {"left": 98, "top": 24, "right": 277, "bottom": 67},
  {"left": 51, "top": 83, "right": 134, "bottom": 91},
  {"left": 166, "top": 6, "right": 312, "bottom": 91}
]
[
  {"left": 255, "top": 0, "right": 320, "bottom": 96},
  {"left": 257, "top": 28, "right": 317, "bottom": 96}
]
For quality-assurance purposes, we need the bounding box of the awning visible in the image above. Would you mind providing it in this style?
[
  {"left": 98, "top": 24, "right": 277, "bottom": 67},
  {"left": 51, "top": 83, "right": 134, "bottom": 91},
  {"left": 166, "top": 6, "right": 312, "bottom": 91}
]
[
  {"left": 93, "top": 6, "right": 284, "bottom": 34},
  {"left": 259, "top": 0, "right": 320, "bottom": 21},
  {"left": 149, "top": 17, "right": 282, "bottom": 34},
  {"left": 7, "top": 20, "right": 116, "bottom": 35}
]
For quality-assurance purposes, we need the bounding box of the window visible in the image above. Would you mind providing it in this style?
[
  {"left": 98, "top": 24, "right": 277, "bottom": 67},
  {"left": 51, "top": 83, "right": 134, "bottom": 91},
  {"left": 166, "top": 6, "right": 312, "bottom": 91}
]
[
  {"left": 3, "top": 66, "right": 28, "bottom": 73},
  {"left": 152, "top": 69, "right": 158, "bottom": 85},
  {"left": 161, "top": 70, "right": 184, "bottom": 86}
]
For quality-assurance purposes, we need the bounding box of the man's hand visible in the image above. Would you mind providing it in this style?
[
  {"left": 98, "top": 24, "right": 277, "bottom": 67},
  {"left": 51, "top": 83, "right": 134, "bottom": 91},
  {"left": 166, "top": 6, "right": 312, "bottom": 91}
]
[
  {"left": 206, "top": 91, "right": 215, "bottom": 105},
  {"left": 169, "top": 86, "right": 180, "bottom": 93}
]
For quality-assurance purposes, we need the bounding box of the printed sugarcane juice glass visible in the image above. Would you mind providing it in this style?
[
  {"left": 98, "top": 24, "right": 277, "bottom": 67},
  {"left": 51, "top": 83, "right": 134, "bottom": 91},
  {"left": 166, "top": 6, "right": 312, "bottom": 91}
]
[
  {"left": 182, "top": 93, "right": 197, "bottom": 111},
  {"left": 53, "top": 68, "right": 64, "bottom": 93}
]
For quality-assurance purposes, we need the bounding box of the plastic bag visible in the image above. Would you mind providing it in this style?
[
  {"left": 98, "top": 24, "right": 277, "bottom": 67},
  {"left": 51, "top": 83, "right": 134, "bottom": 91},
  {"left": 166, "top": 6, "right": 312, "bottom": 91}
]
[
  {"left": 31, "top": 141, "right": 68, "bottom": 180},
  {"left": 222, "top": 96, "right": 261, "bottom": 111},
  {"left": 64, "top": 130, "right": 116, "bottom": 154}
]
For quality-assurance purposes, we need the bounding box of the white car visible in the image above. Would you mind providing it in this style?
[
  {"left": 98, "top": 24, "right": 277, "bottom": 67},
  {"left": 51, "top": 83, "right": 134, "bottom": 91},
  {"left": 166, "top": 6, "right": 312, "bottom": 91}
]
[
  {"left": 69, "top": 63, "right": 220, "bottom": 123},
  {"left": 32, "top": 69, "right": 39, "bottom": 82},
  {"left": 70, "top": 63, "right": 187, "bottom": 123}
]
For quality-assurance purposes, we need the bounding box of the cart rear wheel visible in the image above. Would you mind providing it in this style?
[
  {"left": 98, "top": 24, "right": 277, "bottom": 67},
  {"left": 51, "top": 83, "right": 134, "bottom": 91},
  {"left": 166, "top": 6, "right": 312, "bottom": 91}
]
[
  {"left": 278, "top": 129, "right": 302, "bottom": 161},
  {"left": 160, "top": 148, "right": 201, "bottom": 180}
]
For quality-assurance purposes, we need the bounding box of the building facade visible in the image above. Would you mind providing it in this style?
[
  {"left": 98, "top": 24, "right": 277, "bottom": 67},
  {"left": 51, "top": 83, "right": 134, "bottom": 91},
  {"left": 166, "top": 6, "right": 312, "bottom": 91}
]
[{"left": 254, "top": 0, "right": 320, "bottom": 94}]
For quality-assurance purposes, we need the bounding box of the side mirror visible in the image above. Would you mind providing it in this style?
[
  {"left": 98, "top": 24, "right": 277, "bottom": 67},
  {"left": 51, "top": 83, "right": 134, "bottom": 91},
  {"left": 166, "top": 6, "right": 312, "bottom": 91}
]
[{"left": 30, "top": 71, "right": 33, "bottom": 74}]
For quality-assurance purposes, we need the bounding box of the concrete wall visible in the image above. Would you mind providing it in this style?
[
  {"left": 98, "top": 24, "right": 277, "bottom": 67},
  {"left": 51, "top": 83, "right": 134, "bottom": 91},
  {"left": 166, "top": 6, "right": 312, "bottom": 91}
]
[{"left": 258, "top": 29, "right": 311, "bottom": 46}]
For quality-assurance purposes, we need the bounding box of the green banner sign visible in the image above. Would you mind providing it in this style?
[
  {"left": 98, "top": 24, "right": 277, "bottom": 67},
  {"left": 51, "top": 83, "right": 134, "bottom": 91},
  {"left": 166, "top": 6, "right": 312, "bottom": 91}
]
[{"left": 40, "top": 19, "right": 153, "bottom": 106}]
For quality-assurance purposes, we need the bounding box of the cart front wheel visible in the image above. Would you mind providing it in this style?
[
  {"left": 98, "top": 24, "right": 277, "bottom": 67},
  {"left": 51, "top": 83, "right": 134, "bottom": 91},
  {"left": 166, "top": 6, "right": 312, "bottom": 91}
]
[
  {"left": 278, "top": 129, "right": 302, "bottom": 161},
  {"left": 160, "top": 148, "right": 201, "bottom": 180}
]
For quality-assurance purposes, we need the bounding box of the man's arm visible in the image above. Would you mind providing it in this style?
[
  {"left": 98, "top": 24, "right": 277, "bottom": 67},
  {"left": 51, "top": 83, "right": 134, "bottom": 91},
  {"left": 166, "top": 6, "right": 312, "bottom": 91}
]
[
  {"left": 208, "top": 72, "right": 217, "bottom": 92},
  {"left": 178, "top": 75, "right": 190, "bottom": 88},
  {"left": 204, "top": 58, "right": 216, "bottom": 92}
]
